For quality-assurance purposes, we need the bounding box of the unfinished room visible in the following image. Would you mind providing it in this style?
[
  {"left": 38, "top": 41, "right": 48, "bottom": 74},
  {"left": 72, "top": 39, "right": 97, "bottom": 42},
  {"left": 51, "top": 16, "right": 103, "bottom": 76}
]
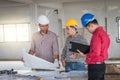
[{"left": 0, "top": 0, "right": 120, "bottom": 80}]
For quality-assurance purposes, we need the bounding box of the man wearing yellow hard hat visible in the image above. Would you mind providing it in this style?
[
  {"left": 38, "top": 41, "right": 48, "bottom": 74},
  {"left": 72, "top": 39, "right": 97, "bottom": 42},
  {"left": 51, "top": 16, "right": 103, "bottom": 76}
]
[{"left": 61, "top": 18, "right": 88, "bottom": 72}]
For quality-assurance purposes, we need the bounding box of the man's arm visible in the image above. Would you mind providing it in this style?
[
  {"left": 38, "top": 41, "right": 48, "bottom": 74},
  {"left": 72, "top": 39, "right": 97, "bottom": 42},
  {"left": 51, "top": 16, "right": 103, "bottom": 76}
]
[
  {"left": 77, "top": 49, "right": 86, "bottom": 57},
  {"left": 52, "top": 35, "right": 60, "bottom": 68},
  {"left": 21, "top": 49, "right": 35, "bottom": 62},
  {"left": 61, "top": 40, "right": 67, "bottom": 67},
  {"left": 87, "top": 35, "right": 101, "bottom": 58},
  {"left": 52, "top": 35, "right": 59, "bottom": 59},
  {"left": 54, "top": 54, "right": 59, "bottom": 60}
]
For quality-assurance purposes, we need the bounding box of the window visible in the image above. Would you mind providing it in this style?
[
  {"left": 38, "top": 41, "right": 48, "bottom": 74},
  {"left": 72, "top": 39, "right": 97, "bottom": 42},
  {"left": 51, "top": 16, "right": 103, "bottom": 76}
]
[
  {"left": 4, "top": 24, "right": 16, "bottom": 42},
  {"left": 116, "top": 17, "right": 120, "bottom": 42},
  {"left": 16, "top": 24, "right": 29, "bottom": 41},
  {"left": 0, "top": 23, "right": 30, "bottom": 42}
]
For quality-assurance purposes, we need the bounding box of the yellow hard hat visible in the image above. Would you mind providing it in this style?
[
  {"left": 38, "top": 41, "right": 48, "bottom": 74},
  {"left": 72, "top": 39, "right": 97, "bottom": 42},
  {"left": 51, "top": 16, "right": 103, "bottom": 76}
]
[{"left": 65, "top": 19, "right": 79, "bottom": 27}]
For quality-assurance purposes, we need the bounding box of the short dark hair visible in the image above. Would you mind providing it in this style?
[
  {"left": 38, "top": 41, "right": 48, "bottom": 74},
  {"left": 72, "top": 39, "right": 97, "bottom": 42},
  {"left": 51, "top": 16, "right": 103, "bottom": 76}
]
[{"left": 86, "top": 19, "right": 98, "bottom": 27}]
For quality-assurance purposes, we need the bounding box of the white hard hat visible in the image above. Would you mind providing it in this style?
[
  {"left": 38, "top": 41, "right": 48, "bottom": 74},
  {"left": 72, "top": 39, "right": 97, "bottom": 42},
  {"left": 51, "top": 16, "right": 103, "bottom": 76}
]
[{"left": 38, "top": 15, "right": 49, "bottom": 25}]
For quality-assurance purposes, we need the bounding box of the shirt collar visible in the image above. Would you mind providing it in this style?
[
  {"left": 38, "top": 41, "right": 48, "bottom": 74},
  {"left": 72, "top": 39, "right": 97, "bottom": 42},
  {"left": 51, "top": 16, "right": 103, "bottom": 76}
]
[
  {"left": 70, "top": 33, "right": 79, "bottom": 38},
  {"left": 93, "top": 26, "right": 103, "bottom": 34},
  {"left": 40, "top": 30, "right": 49, "bottom": 36}
]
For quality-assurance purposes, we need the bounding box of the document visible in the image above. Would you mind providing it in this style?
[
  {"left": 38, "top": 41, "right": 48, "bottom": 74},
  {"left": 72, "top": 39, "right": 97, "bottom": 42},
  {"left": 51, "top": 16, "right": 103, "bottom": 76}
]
[
  {"left": 69, "top": 41, "right": 90, "bottom": 54},
  {"left": 22, "top": 52, "right": 56, "bottom": 70}
]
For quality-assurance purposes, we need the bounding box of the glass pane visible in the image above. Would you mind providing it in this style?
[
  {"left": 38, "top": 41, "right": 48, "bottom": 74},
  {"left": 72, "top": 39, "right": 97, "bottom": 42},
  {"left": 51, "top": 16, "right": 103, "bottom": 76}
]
[
  {"left": 0, "top": 25, "right": 4, "bottom": 42},
  {"left": 4, "top": 24, "right": 16, "bottom": 42},
  {"left": 16, "top": 24, "right": 29, "bottom": 41}
]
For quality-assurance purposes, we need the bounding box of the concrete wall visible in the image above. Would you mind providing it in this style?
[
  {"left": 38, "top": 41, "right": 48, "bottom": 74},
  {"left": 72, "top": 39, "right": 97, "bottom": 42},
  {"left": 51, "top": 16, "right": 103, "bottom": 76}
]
[{"left": 106, "top": 0, "right": 120, "bottom": 58}]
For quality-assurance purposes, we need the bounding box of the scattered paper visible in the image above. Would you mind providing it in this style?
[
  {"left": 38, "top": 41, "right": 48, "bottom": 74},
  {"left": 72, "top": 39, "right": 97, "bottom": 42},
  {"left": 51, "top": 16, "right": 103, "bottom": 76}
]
[
  {"left": 17, "top": 70, "right": 57, "bottom": 77},
  {"left": 22, "top": 52, "right": 56, "bottom": 70},
  {"left": 55, "top": 71, "right": 87, "bottom": 79}
]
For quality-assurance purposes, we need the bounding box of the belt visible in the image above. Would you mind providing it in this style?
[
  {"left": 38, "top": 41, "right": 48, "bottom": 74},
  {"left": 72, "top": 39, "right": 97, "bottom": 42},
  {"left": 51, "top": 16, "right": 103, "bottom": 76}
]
[{"left": 95, "top": 62, "right": 104, "bottom": 64}]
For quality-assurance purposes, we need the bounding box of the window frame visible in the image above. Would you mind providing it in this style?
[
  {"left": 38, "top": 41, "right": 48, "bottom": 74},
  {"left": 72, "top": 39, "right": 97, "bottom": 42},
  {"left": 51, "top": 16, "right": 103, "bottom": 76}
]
[{"left": 116, "top": 17, "right": 120, "bottom": 43}]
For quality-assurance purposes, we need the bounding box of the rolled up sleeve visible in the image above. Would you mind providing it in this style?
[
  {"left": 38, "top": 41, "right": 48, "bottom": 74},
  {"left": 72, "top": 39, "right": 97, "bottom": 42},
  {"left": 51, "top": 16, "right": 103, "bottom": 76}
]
[{"left": 53, "top": 35, "right": 59, "bottom": 55}]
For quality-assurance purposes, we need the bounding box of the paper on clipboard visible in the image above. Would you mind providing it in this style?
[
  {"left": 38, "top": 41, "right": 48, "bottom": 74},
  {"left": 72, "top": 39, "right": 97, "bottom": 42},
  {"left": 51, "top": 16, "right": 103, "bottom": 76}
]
[{"left": 22, "top": 52, "right": 56, "bottom": 70}]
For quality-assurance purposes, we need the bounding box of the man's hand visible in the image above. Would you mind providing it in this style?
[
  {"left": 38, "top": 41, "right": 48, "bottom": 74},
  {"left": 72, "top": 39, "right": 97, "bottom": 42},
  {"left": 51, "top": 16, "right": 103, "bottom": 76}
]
[
  {"left": 77, "top": 49, "right": 86, "bottom": 57},
  {"left": 54, "top": 59, "right": 60, "bottom": 69},
  {"left": 70, "top": 53, "right": 78, "bottom": 59},
  {"left": 57, "top": 61, "right": 60, "bottom": 69},
  {"left": 21, "top": 50, "right": 35, "bottom": 62},
  {"left": 29, "top": 50, "right": 35, "bottom": 55},
  {"left": 21, "top": 57, "right": 24, "bottom": 62},
  {"left": 53, "top": 54, "right": 60, "bottom": 69},
  {"left": 61, "top": 60, "right": 66, "bottom": 67}
]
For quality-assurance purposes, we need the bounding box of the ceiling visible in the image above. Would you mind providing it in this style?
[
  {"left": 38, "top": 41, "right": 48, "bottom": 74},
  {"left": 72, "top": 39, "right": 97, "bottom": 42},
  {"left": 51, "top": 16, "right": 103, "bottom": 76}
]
[
  {"left": 0, "top": 0, "right": 93, "bottom": 7},
  {"left": 0, "top": 0, "right": 104, "bottom": 8},
  {"left": 8, "top": 0, "right": 91, "bottom": 4}
]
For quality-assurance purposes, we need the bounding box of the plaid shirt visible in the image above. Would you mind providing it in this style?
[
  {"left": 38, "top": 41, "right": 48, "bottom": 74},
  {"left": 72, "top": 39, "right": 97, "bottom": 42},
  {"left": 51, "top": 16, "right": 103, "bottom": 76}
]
[{"left": 61, "top": 33, "right": 88, "bottom": 62}]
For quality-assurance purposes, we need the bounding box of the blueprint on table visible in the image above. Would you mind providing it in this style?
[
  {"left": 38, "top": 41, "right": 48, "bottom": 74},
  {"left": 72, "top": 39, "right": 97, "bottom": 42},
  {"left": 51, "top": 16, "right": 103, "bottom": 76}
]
[{"left": 22, "top": 52, "right": 56, "bottom": 70}]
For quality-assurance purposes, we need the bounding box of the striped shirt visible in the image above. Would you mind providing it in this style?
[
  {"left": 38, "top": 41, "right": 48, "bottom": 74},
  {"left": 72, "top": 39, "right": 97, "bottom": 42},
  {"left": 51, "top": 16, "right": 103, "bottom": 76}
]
[
  {"left": 30, "top": 30, "right": 59, "bottom": 63},
  {"left": 61, "top": 33, "right": 88, "bottom": 62}
]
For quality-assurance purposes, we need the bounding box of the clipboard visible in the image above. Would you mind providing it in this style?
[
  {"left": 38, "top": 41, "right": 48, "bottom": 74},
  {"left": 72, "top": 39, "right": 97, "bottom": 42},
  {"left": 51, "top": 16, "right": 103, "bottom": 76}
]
[{"left": 69, "top": 41, "right": 90, "bottom": 54}]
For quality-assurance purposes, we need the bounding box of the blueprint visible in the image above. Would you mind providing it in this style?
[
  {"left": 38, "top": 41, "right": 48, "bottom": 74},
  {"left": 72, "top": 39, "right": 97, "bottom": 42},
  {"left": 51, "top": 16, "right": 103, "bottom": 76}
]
[{"left": 22, "top": 53, "right": 56, "bottom": 70}]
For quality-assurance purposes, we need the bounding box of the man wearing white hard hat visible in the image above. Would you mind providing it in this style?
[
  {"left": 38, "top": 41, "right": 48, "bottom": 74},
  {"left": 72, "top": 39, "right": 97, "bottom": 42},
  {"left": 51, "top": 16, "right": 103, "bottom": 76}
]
[{"left": 29, "top": 15, "right": 60, "bottom": 68}]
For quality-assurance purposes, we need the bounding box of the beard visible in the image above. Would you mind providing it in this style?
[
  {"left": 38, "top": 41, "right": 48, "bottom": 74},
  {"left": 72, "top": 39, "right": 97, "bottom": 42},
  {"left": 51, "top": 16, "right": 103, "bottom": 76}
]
[{"left": 40, "top": 29, "right": 48, "bottom": 34}]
